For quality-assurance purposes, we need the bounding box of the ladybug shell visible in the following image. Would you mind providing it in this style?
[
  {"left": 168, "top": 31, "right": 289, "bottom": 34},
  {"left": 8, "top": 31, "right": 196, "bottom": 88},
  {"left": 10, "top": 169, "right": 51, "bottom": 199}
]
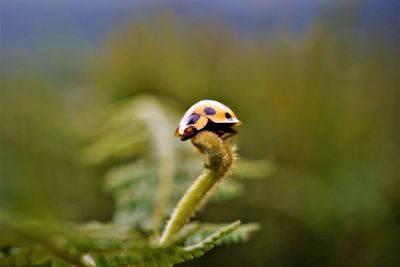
[{"left": 175, "top": 100, "right": 241, "bottom": 140}]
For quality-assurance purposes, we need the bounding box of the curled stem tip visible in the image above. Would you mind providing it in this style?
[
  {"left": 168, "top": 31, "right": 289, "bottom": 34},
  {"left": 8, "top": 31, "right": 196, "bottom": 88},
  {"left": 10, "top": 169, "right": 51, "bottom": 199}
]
[{"left": 159, "top": 131, "right": 236, "bottom": 245}]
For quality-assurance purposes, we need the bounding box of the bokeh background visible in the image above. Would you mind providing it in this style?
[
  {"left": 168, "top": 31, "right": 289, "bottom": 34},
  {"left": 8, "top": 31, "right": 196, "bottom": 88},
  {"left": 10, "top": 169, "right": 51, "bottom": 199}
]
[{"left": 1, "top": 0, "right": 399, "bottom": 266}]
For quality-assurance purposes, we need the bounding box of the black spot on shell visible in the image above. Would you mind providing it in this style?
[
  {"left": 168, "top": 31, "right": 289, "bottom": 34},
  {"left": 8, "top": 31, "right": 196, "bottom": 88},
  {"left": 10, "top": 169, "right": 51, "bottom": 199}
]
[
  {"left": 225, "top": 112, "right": 233, "bottom": 120},
  {"left": 204, "top": 107, "right": 216, "bottom": 115},
  {"left": 186, "top": 113, "right": 201, "bottom": 124}
]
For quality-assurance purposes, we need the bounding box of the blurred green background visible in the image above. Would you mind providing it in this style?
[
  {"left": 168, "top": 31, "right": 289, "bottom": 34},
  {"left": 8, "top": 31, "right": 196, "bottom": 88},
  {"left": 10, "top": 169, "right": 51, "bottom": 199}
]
[{"left": 1, "top": 0, "right": 399, "bottom": 266}]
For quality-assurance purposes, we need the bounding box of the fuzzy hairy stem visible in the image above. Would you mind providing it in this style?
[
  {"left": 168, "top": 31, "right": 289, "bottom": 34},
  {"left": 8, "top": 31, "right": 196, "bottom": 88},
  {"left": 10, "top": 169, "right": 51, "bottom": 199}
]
[{"left": 159, "top": 131, "right": 236, "bottom": 245}]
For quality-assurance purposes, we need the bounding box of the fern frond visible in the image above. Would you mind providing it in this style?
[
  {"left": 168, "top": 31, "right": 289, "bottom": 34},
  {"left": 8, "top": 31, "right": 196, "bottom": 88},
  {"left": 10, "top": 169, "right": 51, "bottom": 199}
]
[
  {"left": 90, "top": 221, "right": 241, "bottom": 267},
  {"left": 83, "top": 96, "right": 180, "bottom": 230},
  {"left": 217, "top": 223, "right": 260, "bottom": 245},
  {"left": 183, "top": 222, "right": 260, "bottom": 247},
  {"left": 182, "top": 220, "right": 241, "bottom": 252}
]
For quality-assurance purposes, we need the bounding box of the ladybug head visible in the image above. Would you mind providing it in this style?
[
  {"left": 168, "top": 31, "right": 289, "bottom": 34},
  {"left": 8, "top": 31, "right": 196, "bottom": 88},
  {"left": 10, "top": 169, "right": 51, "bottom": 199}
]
[
  {"left": 182, "top": 126, "right": 197, "bottom": 140},
  {"left": 175, "top": 113, "right": 209, "bottom": 141},
  {"left": 175, "top": 125, "right": 197, "bottom": 141}
]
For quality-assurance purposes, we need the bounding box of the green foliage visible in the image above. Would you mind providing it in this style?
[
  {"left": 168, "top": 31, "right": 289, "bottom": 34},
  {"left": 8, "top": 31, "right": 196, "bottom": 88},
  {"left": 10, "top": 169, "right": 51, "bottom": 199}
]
[
  {"left": 91, "top": 221, "right": 241, "bottom": 267},
  {"left": 1, "top": 95, "right": 260, "bottom": 266},
  {"left": 1, "top": 220, "right": 258, "bottom": 267},
  {"left": 1, "top": 215, "right": 250, "bottom": 267}
]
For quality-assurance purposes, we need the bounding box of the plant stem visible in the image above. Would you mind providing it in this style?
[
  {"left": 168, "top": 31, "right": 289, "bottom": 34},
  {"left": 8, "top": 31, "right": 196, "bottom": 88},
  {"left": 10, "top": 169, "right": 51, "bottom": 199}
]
[{"left": 159, "top": 131, "right": 235, "bottom": 245}]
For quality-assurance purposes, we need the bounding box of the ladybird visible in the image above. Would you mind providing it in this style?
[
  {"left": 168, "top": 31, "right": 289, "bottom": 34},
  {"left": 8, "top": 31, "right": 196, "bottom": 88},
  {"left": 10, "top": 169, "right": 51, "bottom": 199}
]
[{"left": 175, "top": 100, "right": 241, "bottom": 141}]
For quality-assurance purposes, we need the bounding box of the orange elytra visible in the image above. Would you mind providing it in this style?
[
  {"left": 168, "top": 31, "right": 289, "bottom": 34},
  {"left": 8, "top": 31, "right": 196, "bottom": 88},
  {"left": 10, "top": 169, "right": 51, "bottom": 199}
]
[{"left": 175, "top": 100, "right": 241, "bottom": 141}]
